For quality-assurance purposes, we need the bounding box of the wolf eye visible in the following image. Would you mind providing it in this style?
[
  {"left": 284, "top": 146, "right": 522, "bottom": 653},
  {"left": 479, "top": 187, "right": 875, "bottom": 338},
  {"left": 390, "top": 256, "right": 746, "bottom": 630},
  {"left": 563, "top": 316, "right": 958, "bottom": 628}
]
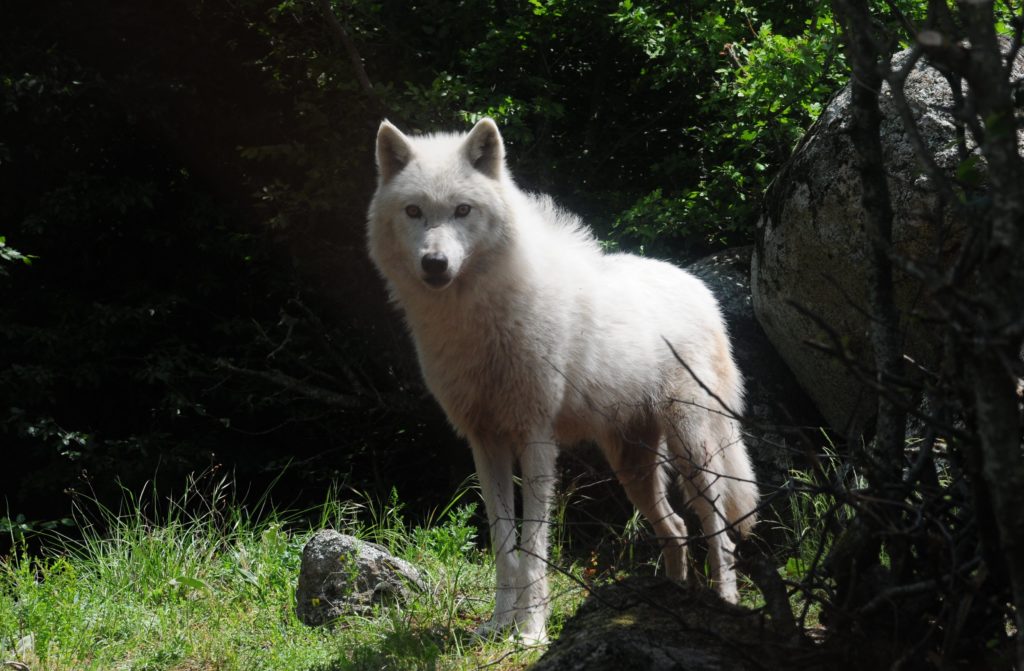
[
  {"left": 405, "top": 205, "right": 422, "bottom": 218},
  {"left": 454, "top": 203, "right": 472, "bottom": 218}
]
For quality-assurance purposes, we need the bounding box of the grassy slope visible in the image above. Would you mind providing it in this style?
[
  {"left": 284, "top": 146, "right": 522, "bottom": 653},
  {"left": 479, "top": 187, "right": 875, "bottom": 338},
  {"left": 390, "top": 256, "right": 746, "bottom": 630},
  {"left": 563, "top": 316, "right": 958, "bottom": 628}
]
[{"left": 0, "top": 483, "right": 590, "bottom": 671}]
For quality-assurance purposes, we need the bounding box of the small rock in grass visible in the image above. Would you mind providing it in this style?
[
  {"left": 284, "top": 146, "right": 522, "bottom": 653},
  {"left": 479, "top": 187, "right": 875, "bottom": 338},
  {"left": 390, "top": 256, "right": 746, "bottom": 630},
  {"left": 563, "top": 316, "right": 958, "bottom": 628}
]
[{"left": 295, "top": 529, "right": 424, "bottom": 626}]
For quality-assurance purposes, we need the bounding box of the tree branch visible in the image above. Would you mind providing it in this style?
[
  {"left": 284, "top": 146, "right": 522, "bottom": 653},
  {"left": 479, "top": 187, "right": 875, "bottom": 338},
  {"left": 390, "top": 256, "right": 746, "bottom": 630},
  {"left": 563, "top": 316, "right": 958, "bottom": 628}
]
[
  {"left": 317, "top": 0, "right": 388, "bottom": 118},
  {"left": 216, "top": 358, "right": 365, "bottom": 409}
]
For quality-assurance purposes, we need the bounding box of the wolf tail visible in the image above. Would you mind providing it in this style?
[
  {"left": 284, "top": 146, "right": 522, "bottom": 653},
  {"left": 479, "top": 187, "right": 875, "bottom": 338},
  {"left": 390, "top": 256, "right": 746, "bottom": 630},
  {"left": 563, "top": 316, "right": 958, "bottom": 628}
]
[
  {"left": 722, "top": 425, "right": 759, "bottom": 537},
  {"left": 671, "top": 418, "right": 759, "bottom": 537},
  {"left": 724, "top": 466, "right": 759, "bottom": 537}
]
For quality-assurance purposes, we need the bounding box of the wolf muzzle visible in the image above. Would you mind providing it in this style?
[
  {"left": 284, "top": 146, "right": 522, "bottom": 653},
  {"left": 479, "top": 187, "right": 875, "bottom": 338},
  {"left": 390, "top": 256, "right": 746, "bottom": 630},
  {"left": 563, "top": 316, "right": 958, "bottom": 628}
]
[{"left": 421, "top": 252, "right": 451, "bottom": 288}]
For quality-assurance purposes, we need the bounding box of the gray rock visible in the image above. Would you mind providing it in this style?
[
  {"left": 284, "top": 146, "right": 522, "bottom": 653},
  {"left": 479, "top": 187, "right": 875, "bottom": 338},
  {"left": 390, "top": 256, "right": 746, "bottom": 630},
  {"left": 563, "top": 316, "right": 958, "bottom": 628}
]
[
  {"left": 531, "top": 576, "right": 793, "bottom": 671},
  {"left": 752, "top": 45, "right": 1024, "bottom": 434},
  {"left": 295, "top": 529, "right": 424, "bottom": 626}
]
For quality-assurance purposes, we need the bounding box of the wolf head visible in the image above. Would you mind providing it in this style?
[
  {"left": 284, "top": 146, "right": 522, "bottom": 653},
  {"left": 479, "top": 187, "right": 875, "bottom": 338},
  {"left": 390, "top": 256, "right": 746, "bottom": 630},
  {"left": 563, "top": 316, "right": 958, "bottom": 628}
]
[{"left": 366, "top": 118, "right": 513, "bottom": 293}]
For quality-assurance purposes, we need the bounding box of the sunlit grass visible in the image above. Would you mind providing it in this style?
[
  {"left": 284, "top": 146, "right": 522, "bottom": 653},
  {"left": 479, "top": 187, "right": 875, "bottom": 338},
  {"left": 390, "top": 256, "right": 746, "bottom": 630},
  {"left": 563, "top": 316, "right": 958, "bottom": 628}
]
[{"left": 0, "top": 478, "right": 589, "bottom": 671}]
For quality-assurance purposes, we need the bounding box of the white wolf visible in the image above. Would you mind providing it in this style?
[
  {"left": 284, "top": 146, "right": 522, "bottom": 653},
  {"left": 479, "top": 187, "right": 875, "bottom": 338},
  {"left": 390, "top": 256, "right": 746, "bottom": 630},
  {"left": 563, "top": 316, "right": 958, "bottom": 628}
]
[{"left": 367, "top": 118, "right": 759, "bottom": 644}]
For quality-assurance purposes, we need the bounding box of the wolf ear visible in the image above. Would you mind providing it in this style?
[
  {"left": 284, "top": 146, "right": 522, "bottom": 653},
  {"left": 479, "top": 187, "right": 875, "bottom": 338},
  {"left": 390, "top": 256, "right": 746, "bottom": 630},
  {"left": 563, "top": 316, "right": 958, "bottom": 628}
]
[
  {"left": 462, "top": 118, "right": 505, "bottom": 180},
  {"left": 376, "top": 120, "right": 414, "bottom": 184}
]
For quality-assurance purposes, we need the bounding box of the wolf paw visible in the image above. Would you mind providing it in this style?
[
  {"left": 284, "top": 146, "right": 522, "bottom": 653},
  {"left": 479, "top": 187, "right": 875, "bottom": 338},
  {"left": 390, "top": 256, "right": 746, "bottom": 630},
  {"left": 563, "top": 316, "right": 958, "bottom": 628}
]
[
  {"left": 513, "top": 625, "right": 549, "bottom": 647},
  {"left": 717, "top": 584, "right": 740, "bottom": 604},
  {"left": 472, "top": 617, "right": 548, "bottom": 647},
  {"left": 472, "top": 615, "right": 514, "bottom": 641}
]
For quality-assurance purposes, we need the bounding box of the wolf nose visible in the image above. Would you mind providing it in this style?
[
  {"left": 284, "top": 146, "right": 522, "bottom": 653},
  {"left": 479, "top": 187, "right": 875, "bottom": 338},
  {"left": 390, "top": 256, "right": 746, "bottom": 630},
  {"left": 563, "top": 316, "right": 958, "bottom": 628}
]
[{"left": 421, "top": 252, "right": 449, "bottom": 276}]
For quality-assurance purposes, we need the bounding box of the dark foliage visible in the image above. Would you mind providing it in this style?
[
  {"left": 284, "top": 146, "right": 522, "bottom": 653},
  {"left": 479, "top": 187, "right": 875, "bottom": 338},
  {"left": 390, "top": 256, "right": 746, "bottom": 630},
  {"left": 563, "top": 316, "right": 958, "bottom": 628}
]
[
  {"left": 1, "top": 0, "right": 836, "bottom": 530},
  {"left": 0, "top": 1, "right": 459, "bottom": 530}
]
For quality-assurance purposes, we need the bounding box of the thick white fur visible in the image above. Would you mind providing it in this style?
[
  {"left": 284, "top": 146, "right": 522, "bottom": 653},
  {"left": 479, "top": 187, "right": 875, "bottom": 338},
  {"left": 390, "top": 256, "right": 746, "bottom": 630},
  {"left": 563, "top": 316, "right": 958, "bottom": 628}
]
[{"left": 367, "top": 118, "right": 759, "bottom": 644}]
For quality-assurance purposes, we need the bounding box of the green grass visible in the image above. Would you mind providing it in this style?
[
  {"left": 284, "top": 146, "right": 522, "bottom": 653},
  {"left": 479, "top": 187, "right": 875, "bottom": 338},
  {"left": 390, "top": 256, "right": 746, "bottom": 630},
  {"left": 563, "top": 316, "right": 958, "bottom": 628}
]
[{"left": 0, "top": 479, "right": 590, "bottom": 671}]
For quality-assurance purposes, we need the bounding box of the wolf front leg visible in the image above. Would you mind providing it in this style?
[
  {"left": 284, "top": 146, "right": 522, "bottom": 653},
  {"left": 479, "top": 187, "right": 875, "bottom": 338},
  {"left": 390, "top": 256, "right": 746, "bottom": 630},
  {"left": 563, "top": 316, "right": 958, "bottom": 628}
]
[
  {"left": 469, "top": 440, "right": 520, "bottom": 636},
  {"left": 514, "top": 439, "right": 557, "bottom": 645}
]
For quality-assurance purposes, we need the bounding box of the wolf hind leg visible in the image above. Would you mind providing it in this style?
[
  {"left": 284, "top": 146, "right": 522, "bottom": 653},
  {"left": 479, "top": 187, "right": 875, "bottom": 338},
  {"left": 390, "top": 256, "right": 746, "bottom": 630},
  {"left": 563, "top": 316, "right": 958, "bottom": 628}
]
[
  {"left": 666, "top": 429, "right": 740, "bottom": 604},
  {"left": 603, "top": 427, "right": 690, "bottom": 582}
]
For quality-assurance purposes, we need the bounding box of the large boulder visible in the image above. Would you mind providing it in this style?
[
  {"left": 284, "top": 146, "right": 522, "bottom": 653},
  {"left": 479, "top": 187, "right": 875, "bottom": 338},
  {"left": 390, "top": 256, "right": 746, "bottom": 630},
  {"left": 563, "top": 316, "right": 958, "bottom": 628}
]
[
  {"left": 295, "top": 529, "right": 424, "bottom": 626},
  {"left": 752, "top": 46, "right": 1024, "bottom": 434}
]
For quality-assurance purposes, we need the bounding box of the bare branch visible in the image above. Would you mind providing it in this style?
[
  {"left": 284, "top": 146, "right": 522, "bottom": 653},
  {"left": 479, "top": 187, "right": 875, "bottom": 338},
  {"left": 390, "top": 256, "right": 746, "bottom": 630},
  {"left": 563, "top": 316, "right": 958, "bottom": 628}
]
[
  {"left": 317, "top": 0, "right": 387, "bottom": 118},
  {"left": 215, "top": 358, "right": 365, "bottom": 408}
]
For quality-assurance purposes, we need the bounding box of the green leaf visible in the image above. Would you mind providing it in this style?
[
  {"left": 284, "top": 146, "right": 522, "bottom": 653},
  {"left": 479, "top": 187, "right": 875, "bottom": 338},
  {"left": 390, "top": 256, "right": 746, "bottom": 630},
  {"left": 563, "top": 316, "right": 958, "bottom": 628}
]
[
  {"left": 170, "top": 575, "right": 209, "bottom": 592},
  {"left": 957, "top": 155, "right": 983, "bottom": 186}
]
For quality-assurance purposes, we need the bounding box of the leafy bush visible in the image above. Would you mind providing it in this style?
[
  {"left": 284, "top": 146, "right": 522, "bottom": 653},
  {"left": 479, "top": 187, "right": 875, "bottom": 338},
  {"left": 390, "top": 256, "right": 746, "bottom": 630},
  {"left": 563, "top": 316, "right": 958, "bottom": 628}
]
[
  {"left": 609, "top": 1, "right": 844, "bottom": 252},
  {"left": 338, "top": 0, "right": 846, "bottom": 254}
]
